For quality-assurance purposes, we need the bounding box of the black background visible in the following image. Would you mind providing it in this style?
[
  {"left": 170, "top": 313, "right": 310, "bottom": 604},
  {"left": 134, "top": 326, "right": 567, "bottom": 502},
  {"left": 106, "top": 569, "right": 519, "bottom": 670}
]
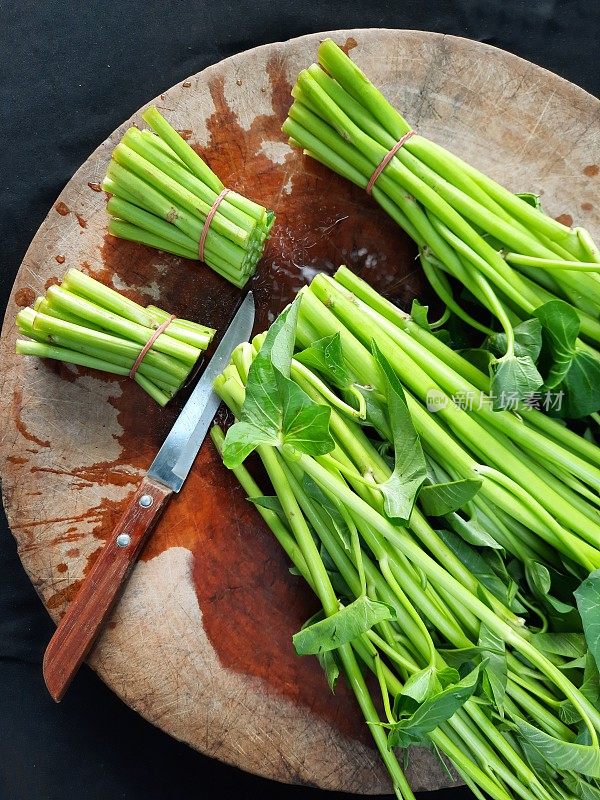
[{"left": 1, "top": 2, "right": 599, "bottom": 799}]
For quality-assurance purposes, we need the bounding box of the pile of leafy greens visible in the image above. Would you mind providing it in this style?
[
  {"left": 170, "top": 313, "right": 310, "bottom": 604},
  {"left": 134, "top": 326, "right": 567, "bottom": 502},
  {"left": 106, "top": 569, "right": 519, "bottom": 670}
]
[{"left": 212, "top": 267, "right": 600, "bottom": 800}]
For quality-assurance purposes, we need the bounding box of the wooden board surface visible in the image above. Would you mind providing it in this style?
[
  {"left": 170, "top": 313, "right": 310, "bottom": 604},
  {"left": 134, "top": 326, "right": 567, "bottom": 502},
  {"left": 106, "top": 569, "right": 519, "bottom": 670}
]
[{"left": 1, "top": 28, "right": 599, "bottom": 794}]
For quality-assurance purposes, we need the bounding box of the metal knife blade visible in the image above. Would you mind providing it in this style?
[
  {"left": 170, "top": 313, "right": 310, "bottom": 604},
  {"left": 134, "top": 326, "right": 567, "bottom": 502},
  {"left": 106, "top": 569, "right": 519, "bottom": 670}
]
[{"left": 148, "top": 291, "right": 255, "bottom": 491}]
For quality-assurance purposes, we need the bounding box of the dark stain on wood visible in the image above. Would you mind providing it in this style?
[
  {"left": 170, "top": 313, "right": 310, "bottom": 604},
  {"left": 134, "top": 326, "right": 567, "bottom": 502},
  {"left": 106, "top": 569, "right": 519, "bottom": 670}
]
[
  {"left": 341, "top": 36, "right": 358, "bottom": 55},
  {"left": 13, "top": 389, "right": 51, "bottom": 448},
  {"left": 583, "top": 165, "right": 599, "bottom": 177},
  {"left": 14, "top": 287, "right": 36, "bottom": 307},
  {"left": 55, "top": 201, "right": 70, "bottom": 216},
  {"left": 555, "top": 213, "right": 573, "bottom": 226},
  {"left": 7, "top": 455, "right": 28, "bottom": 465},
  {"left": 46, "top": 543, "right": 103, "bottom": 610}
]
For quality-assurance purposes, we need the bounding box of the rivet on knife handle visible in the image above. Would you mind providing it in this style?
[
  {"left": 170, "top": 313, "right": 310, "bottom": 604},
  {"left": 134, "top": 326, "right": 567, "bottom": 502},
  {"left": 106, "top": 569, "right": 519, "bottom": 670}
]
[{"left": 42, "top": 476, "right": 172, "bottom": 702}]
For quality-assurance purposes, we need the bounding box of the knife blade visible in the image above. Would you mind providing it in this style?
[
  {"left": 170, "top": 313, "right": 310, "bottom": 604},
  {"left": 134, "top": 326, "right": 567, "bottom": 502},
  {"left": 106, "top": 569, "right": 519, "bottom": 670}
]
[{"left": 42, "top": 292, "right": 255, "bottom": 702}]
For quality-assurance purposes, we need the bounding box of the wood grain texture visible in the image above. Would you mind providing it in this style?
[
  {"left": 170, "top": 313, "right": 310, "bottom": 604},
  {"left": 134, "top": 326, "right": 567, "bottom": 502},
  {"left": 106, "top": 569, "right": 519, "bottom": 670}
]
[
  {"left": 43, "top": 476, "right": 172, "bottom": 702},
  {"left": 1, "top": 28, "right": 599, "bottom": 794}
]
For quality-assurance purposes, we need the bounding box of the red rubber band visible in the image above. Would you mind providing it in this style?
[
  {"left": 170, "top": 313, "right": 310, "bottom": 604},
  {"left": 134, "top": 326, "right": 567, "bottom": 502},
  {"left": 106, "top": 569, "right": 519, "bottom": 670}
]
[
  {"left": 129, "top": 315, "right": 176, "bottom": 379},
  {"left": 366, "top": 130, "right": 416, "bottom": 196},
  {"left": 198, "top": 188, "right": 230, "bottom": 262}
]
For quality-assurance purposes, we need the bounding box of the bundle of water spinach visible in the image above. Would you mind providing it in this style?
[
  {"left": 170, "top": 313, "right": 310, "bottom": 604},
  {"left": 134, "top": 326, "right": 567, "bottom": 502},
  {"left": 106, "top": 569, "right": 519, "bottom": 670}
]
[
  {"left": 282, "top": 39, "right": 600, "bottom": 417},
  {"left": 15, "top": 269, "right": 214, "bottom": 405},
  {"left": 103, "top": 107, "right": 275, "bottom": 287},
  {"left": 212, "top": 268, "right": 600, "bottom": 800}
]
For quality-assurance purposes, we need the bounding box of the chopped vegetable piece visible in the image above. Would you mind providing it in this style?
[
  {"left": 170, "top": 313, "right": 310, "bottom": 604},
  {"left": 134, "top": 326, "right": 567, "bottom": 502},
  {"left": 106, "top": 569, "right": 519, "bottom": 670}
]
[
  {"left": 15, "top": 268, "right": 215, "bottom": 405},
  {"left": 103, "top": 107, "right": 275, "bottom": 287}
]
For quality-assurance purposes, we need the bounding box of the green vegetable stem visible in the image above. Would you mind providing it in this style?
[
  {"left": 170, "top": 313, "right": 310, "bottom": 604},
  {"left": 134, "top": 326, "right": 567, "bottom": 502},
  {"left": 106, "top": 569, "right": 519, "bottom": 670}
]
[
  {"left": 282, "top": 39, "right": 600, "bottom": 418},
  {"left": 212, "top": 272, "right": 600, "bottom": 800},
  {"left": 103, "top": 108, "right": 275, "bottom": 288},
  {"left": 15, "top": 268, "right": 214, "bottom": 405}
]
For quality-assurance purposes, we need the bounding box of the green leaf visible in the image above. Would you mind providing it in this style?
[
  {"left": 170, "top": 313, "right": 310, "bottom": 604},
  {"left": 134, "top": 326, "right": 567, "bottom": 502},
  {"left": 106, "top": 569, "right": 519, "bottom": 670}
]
[
  {"left": 302, "top": 474, "right": 351, "bottom": 551},
  {"left": 317, "top": 649, "right": 341, "bottom": 692},
  {"left": 436, "top": 666, "right": 462, "bottom": 688},
  {"left": 526, "top": 560, "right": 551, "bottom": 594},
  {"left": 575, "top": 570, "right": 600, "bottom": 672},
  {"left": 278, "top": 373, "right": 333, "bottom": 455},
  {"left": 488, "top": 319, "right": 543, "bottom": 361},
  {"left": 577, "top": 724, "right": 593, "bottom": 746},
  {"left": 437, "top": 529, "right": 513, "bottom": 605},
  {"left": 533, "top": 300, "right": 600, "bottom": 418},
  {"left": 446, "top": 512, "right": 503, "bottom": 550},
  {"left": 526, "top": 561, "right": 576, "bottom": 614},
  {"left": 372, "top": 342, "right": 427, "bottom": 522},
  {"left": 411, "top": 299, "right": 431, "bottom": 331},
  {"left": 388, "top": 664, "right": 482, "bottom": 748},
  {"left": 222, "top": 298, "right": 335, "bottom": 467},
  {"left": 222, "top": 421, "right": 277, "bottom": 467},
  {"left": 249, "top": 495, "right": 283, "bottom": 513},
  {"left": 478, "top": 624, "right": 507, "bottom": 713},
  {"left": 489, "top": 354, "right": 543, "bottom": 410},
  {"left": 516, "top": 719, "right": 600, "bottom": 778},
  {"left": 242, "top": 299, "right": 300, "bottom": 436},
  {"left": 396, "top": 666, "right": 438, "bottom": 708},
  {"left": 582, "top": 654, "right": 600, "bottom": 707},
  {"left": 437, "top": 647, "right": 482, "bottom": 670},
  {"left": 458, "top": 348, "right": 495, "bottom": 373},
  {"left": 350, "top": 384, "right": 391, "bottom": 439},
  {"left": 295, "top": 333, "right": 353, "bottom": 388},
  {"left": 270, "top": 297, "right": 302, "bottom": 377},
  {"left": 560, "top": 655, "right": 588, "bottom": 671},
  {"left": 520, "top": 737, "right": 557, "bottom": 779},
  {"left": 292, "top": 596, "right": 395, "bottom": 656},
  {"left": 419, "top": 479, "right": 482, "bottom": 516},
  {"left": 446, "top": 513, "right": 502, "bottom": 550},
  {"left": 559, "top": 350, "right": 600, "bottom": 419},
  {"left": 393, "top": 665, "right": 462, "bottom": 722},
  {"left": 530, "top": 632, "right": 587, "bottom": 659},
  {"left": 559, "top": 700, "right": 584, "bottom": 725},
  {"left": 248, "top": 495, "right": 287, "bottom": 524},
  {"left": 534, "top": 299, "right": 579, "bottom": 389},
  {"left": 516, "top": 192, "right": 542, "bottom": 210},
  {"left": 563, "top": 773, "right": 600, "bottom": 800}
]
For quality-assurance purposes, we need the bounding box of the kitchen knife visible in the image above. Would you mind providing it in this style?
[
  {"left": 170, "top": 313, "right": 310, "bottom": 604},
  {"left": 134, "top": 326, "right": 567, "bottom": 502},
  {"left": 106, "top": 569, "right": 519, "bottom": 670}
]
[{"left": 43, "top": 292, "right": 255, "bottom": 702}]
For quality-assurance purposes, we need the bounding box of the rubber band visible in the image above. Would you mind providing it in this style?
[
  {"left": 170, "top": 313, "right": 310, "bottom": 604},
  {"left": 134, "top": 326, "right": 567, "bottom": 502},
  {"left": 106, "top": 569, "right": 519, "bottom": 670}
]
[
  {"left": 366, "top": 130, "right": 416, "bottom": 195},
  {"left": 129, "top": 315, "right": 176, "bottom": 379},
  {"left": 198, "top": 188, "right": 230, "bottom": 262}
]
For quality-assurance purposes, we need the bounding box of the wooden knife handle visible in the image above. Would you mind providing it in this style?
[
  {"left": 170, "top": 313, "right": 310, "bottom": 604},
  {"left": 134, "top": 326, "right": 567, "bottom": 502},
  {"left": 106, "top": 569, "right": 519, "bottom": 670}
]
[{"left": 43, "top": 475, "right": 173, "bottom": 702}]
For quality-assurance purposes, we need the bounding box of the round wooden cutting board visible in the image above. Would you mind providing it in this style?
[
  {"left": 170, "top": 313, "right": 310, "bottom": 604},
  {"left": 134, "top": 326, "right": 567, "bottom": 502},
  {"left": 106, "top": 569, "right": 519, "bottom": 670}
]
[{"left": 1, "top": 28, "right": 599, "bottom": 795}]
